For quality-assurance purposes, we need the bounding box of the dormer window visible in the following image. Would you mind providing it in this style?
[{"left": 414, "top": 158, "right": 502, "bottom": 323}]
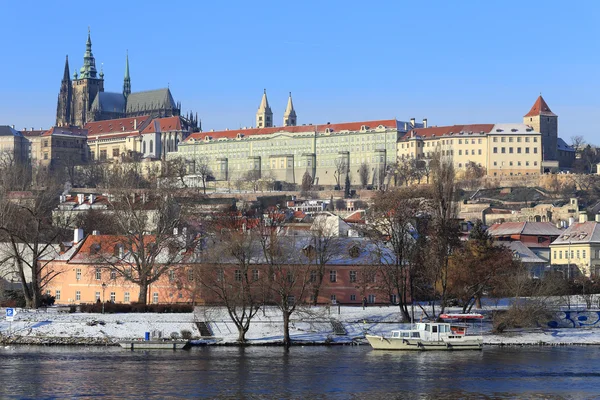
[
  {"left": 237, "top": 133, "right": 244, "bottom": 139},
  {"left": 90, "top": 243, "right": 101, "bottom": 255},
  {"left": 348, "top": 244, "right": 360, "bottom": 258},
  {"left": 496, "top": 129, "right": 503, "bottom": 132},
  {"left": 360, "top": 125, "right": 368, "bottom": 131},
  {"left": 511, "top": 129, "right": 518, "bottom": 132}
]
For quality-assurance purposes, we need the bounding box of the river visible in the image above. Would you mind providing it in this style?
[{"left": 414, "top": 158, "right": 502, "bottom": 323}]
[{"left": 0, "top": 345, "right": 599, "bottom": 399}]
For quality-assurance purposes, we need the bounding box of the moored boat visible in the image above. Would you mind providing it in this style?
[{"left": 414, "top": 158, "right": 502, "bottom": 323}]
[{"left": 365, "top": 321, "right": 483, "bottom": 351}]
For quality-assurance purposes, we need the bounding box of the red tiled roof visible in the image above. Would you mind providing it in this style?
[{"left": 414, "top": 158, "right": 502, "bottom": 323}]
[
  {"left": 84, "top": 116, "right": 151, "bottom": 136},
  {"left": 524, "top": 96, "right": 556, "bottom": 117},
  {"left": 70, "top": 234, "right": 157, "bottom": 263},
  {"left": 401, "top": 124, "right": 495, "bottom": 140},
  {"left": 344, "top": 210, "right": 366, "bottom": 224},
  {"left": 185, "top": 119, "right": 398, "bottom": 142},
  {"left": 141, "top": 116, "right": 183, "bottom": 134},
  {"left": 20, "top": 129, "right": 45, "bottom": 137}
]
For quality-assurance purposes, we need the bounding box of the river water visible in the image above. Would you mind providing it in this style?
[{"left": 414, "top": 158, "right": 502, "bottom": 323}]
[{"left": 0, "top": 345, "right": 599, "bottom": 399}]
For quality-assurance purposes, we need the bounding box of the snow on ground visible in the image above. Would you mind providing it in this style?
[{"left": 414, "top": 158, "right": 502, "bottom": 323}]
[{"left": 2, "top": 304, "right": 600, "bottom": 345}]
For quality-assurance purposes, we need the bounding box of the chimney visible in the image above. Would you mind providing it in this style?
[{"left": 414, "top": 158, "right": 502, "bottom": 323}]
[
  {"left": 410, "top": 118, "right": 415, "bottom": 127},
  {"left": 596, "top": 214, "right": 600, "bottom": 223},
  {"left": 59, "top": 195, "right": 66, "bottom": 203},
  {"left": 89, "top": 194, "right": 96, "bottom": 204},
  {"left": 134, "top": 119, "right": 137, "bottom": 130},
  {"left": 173, "top": 227, "right": 178, "bottom": 235},
  {"left": 569, "top": 217, "right": 575, "bottom": 226},
  {"left": 92, "top": 230, "right": 100, "bottom": 235},
  {"left": 423, "top": 118, "right": 428, "bottom": 128},
  {"left": 77, "top": 193, "right": 85, "bottom": 204},
  {"left": 579, "top": 214, "right": 589, "bottom": 223},
  {"left": 73, "top": 228, "right": 84, "bottom": 244},
  {"left": 11, "top": 125, "right": 15, "bottom": 129}
]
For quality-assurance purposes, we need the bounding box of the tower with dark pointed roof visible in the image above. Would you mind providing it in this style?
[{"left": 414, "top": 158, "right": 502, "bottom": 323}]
[
  {"left": 56, "top": 55, "right": 73, "bottom": 127},
  {"left": 524, "top": 95, "right": 557, "bottom": 161},
  {"left": 70, "top": 28, "right": 104, "bottom": 127},
  {"left": 256, "top": 89, "right": 273, "bottom": 128},
  {"left": 283, "top": 92, "right": 297, "bottom": 127},
  {"left": 123, "top": 51, "right": 131, "bottom": 98}
]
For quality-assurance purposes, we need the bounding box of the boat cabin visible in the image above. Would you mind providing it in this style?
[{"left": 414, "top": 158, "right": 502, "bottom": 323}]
[{"left": 390, "top": 323, "right": 468, "bottom": 342}]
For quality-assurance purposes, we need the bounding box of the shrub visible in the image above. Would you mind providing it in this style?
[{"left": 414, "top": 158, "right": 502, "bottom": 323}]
[
  {"left": 492, "top": 301, "right": 556, "bottom": 333},
  {"left": 39, "top": 294, "right": 55, "bottom": 307},
  {"left": 77, "top": 302, "right": 193, "bottom": 313},
  {"left": 180, "top": 329, "right": 192, "bottom": 339}
]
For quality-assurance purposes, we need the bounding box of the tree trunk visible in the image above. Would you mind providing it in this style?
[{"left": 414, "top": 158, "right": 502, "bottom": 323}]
[
  {"left": 237, "top": 326, "right": 247, "bottom": 343},
  {"left": 283, "top": 311, "right": 291, "bottom": 350},
  {"left": 138, "top": 277, "right": 148, "bottom": 304}
]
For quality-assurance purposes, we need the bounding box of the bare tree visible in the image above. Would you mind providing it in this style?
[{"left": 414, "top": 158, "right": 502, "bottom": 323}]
[
  {"left": 363, "top": 187, "right": 430, "bottom": 321},
  {"left": 306, "top": 215, "right": 342, "bottom": 305},
  {"left": 258, "top": 227, "right": 312, "bottom": 349},
  {"left": 427, "top": 152, "right": 461, "bottom": 317},
  {"left": 570, "top": 135, "right": 586, "bottom": 152},
  {"left": 359, "top": 162, "right": 370, "bottom": 188},
  {"left": 0, "top": 169, "right": 68, "bottom": 308},
  {"left": 334, "top": 158, "right": 347, "bottom": 190},
  {"left": 193, "top": 157, "right": 213, "bottom": 194},
  {"left": 195, "top": 223, "right": 265, "bottom": 343}
]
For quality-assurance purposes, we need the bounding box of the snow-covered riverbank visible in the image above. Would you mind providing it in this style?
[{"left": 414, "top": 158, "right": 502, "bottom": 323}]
[{"left": 2, "top": 305, "right": 600, "bottom": 346}]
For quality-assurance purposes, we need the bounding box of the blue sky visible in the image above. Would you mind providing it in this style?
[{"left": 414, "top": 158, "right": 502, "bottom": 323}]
[{"left": 0, "top": 1, "right": 598, "bottom": 142}]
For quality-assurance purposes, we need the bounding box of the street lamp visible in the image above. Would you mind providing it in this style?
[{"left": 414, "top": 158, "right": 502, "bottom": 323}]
[{"left": 101, "top": 283, "right": 107, "bottom": 314}]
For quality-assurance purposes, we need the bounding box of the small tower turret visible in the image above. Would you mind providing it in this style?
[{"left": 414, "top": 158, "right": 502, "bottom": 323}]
[
  {"left": 123, "top": 50, "right": 131, "bottom": 98},
  {"left": 256, "top": 89, "right": 273, "bottom": 128},
  {"left": 283, "top": 92, "right": 297, "bottom": 127}
]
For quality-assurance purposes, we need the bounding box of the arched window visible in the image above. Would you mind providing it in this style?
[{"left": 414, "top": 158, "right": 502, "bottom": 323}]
[
  {"left": 150, "top": 140, "right": 154, "bottom": 153},
  {"left": 143, "top": 141, "right": 146, "bottom": 154}
]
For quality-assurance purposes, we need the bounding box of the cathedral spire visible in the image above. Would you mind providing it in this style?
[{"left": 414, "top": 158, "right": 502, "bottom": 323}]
[
  {"left": 123, "top": 50, "right": 131, "bottom": 97},
  {"left": 283, "top": 91, "right": 297, "bottom": 126},
  {"left": 62, "top": 55, "right": 70, "bottom": 82},
  {"left": 256, "top": 89, "right": 273, "bottom": 128},
  {"left": 79, "top": 27, "right": 98, "bottom": 79}
]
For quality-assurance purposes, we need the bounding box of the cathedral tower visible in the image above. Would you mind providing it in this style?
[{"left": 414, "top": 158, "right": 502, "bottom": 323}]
[
  {"left": 71, "top": 29, "right": 104, "bottom": 127},
  {"left": 56, "top": 55, "right": 72, "bottom": 127},
  {"left": 123, "top": 51, "right": 131, "bottom": 98},
  {"left": 283, "top": 92, "right": 297, "bottom": 127},
  {"left": 256, "top": 89, "right": 273, "bottom": 128},
  {"left": 524, "top": 95, "right": 557, "bottom": 161}
]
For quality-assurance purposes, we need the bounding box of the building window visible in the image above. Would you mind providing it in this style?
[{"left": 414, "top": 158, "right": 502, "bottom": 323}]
[
  {"left": 95, "top": 268, "right": 101, "bottom": 280},
  {"left": 235, "top": 269, "right": 242, "bottom": 282},
  {"left": 517, "top": 148, "right": 521, "bottom": 153},
  {"left": 100, "top": 150, "right": 107, "bottom": 160},
  {"left": 252, "top": 269, "right": 259, "bottom": 281},
  {"left": 390, "top": 294, "right": 398, "bottom": 304},
  {"left": 169, "top": 270, "right": 175, "bottom": 282},
  {"left": 43, "top": 140, "right": 48, "bottom": 147},
  {"left": 55, "top": 290, "right": 61, "bottom": 300},
  {"left": 188, "top": 269, "right": 194, "bottom": 282},
  {"left": 124, "top": 292, "right": 130, "bottom": 302},
  {"left": 368, "top": 294, "right": 376, "bottom": 303},
  {"left": 110, "top": 270, "right": 116, "bottom": 280},
  {"left": 501, "top": 147, "right": 506, "bottom": 153},
  {"left": 493, "top": 147, "right": 497, "bottom": 153},
  {"left": 493, "top": 137, "right": 498, "bottom": 142},
  {"left": 330, "top": 270, "right": 337, "bottom": 283},
  {"left": 331, "top": 294, "right": 337, "bottom": 303},
  {"left": 577, "top": 250, "right": 580, "bottom": 259},
  {"left": 217, "top": 269, "right": 224, "bottom": 282},
  {"left": 310, "top": 270, "right": 317, "bottom": 283},
  {"left": 583, "top": 250, "right": 586, "bottom": 259},
  {"left": 559, "top": 251, "right": 562, "bottom": 259},
  {"left": 76, "top": 291, "right": 81, "bottom": 301},
  {"left": 534, "top": 147, "right": 538, "bottom": 153},
  {"left": 76, "top": 268, "right": 81, "bottom": 280},
  {"left": 349, "top": 270, "right": 357, "bottom": 283},
  {"left": 478, "top": 149, "right": 482, "bottom": 155},
  {"left": 150, "top": 140, "right": 154, "bottom": 153},
  {"left": 152, "top": 293, "right": 158, "bottom": 304},
  {"left": 110, "top": 292, "right": 116, "bottom": 302},
  {"left": 554, "top": 251, "right": 557, "bottom": 260},
  {"left": 501, "top": 137, "right": 506, "bottom": 142},
  {"left": 509, "top": 147, "right": 513, "bottom": 154},
  {"left": 112, "top": 148, "right": 119, "bottom": 157},
  {"left": 95, "top": 292, "right": 101, "bottom": 301},
  {"left": 350, "top": 294, "right": 356, "bottom": 301}
]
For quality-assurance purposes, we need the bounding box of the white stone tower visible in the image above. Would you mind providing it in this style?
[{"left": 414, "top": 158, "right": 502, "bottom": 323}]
[
  {"left": 256, "top": 89, "right": 273, "bottom": 128},
  {"left": 283, "top": 92, "right": 297, "bottom": 127}
]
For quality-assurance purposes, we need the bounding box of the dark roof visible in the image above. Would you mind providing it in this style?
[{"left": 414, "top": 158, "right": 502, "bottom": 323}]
[
  {"left": 0, "top": 126, "right": 23, "bottom": 137},
  {"left": 401, "top": 124, "right": 495, "bottom": 140},
  {"left": 557, "top": 138, "right": 575, "bottom": 152},
  {"left": 90, "top": 92, "right": 126, "bottom": 114},
  {"left": 126, "top": 89, "right": 176, "bottom": 114}
]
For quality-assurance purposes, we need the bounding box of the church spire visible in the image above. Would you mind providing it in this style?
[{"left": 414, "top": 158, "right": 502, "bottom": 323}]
[
  {"left": 62, "top": 55, "right": 70, "bottom": 82},
  {"left": 123, "top": 50, "right": 131, "bottom": 97},
  {"left": 283, "top": 92, "right": 297, "bottom": 126},
  {"left": 79, "top": 27, "right": 98, "bottom": 79},
  {"left": 256, "top": 89, "right": 273, "bottom": 128}
]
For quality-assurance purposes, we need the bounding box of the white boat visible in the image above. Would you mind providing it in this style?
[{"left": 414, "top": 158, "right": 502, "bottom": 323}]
[
  {"left": 119, "top": 340, "right": 190, "bottom": 350},
  {"left": 365, "top": 321, "right": 483, "bottom": 351}
]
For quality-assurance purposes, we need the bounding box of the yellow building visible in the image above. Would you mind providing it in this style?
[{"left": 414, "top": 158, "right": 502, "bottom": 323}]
[
  {"left": 550, "top": 218, "right": 600, "bottom": 277},
  {"left": 28, "top": 126, "right": 88, "bottom": 169},
  {"left": 398, "top": 123, "right": 543, "bottom": 176},
  {"left": 85, "top": 116, "right": 188, "bottom": 161}
]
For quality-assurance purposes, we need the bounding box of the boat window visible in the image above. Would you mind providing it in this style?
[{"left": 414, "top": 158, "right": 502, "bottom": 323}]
[
  {"left": 425, "top": 324, "right": 430, "bottom": 332},
  {"left": 401, "top": 332, "right": 409, "bottom": 337},
  {"left": 432, "top": 326, "right": 438, "bottom": 333},
  {"left": 411, "top": 332, "right": 420, "bottom": 338},
  {"left": 392, "top": 332, "right": 399, "bottom": 338}
]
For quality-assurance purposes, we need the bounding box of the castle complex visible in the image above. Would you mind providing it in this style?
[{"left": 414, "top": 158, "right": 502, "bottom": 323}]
[{"left": 55, "top": 30, "right": 198, "bottom": 130}]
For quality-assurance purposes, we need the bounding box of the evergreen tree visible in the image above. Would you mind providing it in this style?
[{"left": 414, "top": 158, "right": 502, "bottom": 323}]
[{"left": 344, "top": 174, "right": 351, "bottom": 198}]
